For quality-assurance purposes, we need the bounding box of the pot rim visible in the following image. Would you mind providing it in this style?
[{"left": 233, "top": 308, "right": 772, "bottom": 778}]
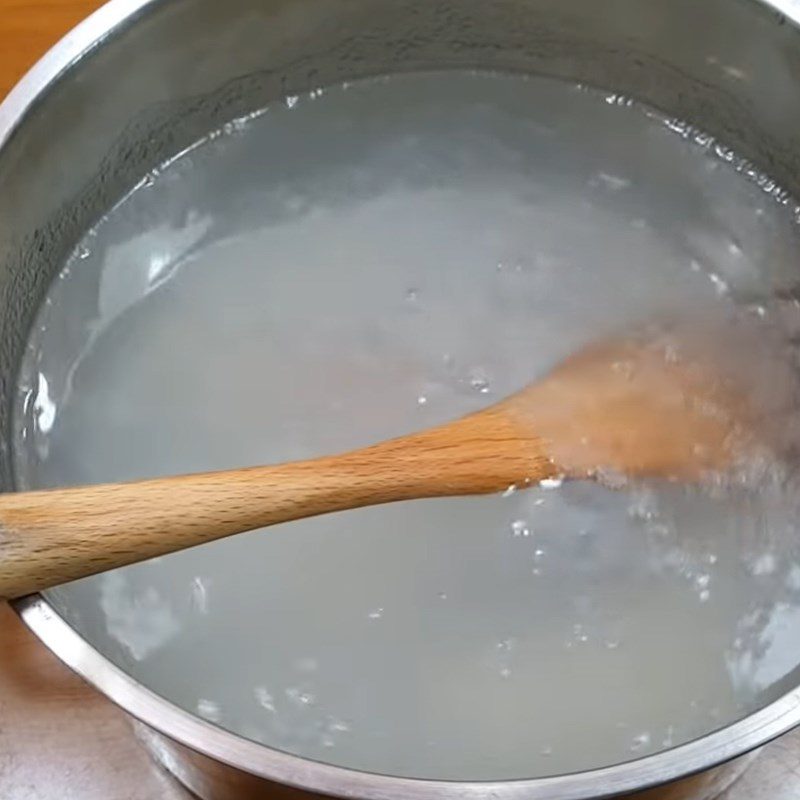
[{"left": 5, "top": 0, "right": 800, "bottom": 797}]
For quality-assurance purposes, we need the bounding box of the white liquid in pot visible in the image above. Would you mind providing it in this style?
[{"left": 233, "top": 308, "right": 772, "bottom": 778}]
[{"left": 14, "top": 72, "right": 800, "bottom": 780}]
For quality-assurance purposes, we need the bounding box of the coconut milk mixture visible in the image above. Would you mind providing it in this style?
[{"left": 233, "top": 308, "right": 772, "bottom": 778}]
[{"left": 14, "top": 72, "right": 800, "bottom": 779}]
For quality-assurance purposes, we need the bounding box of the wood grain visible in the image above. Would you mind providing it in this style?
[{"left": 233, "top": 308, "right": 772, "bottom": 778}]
[{"left": 1, "top": 2, "right": 800, "bottom": 799}]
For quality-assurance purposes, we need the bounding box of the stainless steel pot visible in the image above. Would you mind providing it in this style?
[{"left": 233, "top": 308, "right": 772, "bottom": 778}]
[{"left": 3, "top": 0, "right": 800, "bottom": 797}]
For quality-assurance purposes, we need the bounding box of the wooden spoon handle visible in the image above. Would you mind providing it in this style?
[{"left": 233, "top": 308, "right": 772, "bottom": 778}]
[{"left": 0, "top": 409, "right": 553, "bottom": 599}]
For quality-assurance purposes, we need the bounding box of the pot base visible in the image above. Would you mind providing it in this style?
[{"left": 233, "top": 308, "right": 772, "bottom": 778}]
[{"left": 133, "top": 721, "right": 760, "bottom": 800}]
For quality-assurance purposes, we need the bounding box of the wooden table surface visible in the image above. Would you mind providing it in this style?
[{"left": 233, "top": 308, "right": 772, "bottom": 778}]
[{"left": 3, "top": 1, "right": 800, "bottom": 798}]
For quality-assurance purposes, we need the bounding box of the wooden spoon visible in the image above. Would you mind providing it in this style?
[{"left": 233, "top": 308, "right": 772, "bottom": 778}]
[{"left": 0, "top": 334, "right": 749, "bottom": 599}]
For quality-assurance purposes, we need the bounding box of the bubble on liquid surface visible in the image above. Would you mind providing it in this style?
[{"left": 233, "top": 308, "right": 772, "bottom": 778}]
[
  {"left": 191, "top": 576, "right": 209, "bottom": 614},
  {"left": 467, "top": 369, "right": 491, "bottom": 394},
  {"left": 197, "top": 699, "right": 222, "bottom": 722},
  {"left": 16, "top": 70, "right": 800, "bottom": 782},
  {"left": 254, "top": 686, "right": 276, "bottom": 712},
  {"left": 286, "top": 687, "right": 316, "bottom": 706},
  {"left": 511, "top": 519, "right": 531, "bottom": 537},
  {"left": 628, "top": 488, "right": 659, "bottom": 522},
  {"left": 751, "top": 553, "right": 778, "bottom": 576}
]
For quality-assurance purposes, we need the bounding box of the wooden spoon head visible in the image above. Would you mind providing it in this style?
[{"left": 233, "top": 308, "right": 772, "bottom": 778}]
[{"left": 501, "top": 327, "right": 765, "bottom": 483}]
